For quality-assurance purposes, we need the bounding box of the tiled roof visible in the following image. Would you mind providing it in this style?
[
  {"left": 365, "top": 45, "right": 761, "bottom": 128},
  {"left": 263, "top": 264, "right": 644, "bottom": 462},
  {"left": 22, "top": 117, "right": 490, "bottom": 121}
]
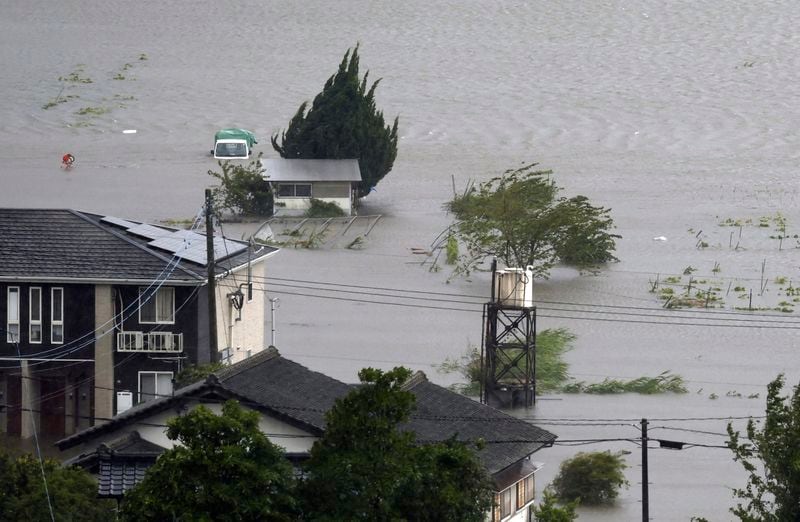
[
  {"left": 58, "top": 351, "right": 556, "bottom": 478},
  {"left": 0, "top": 209, "right": 277, "bottom": 283},
  {"left": 215, "top": 347, "right": 352, "bottom": 431},
  {"left": 98, "top": 459, "right": 152, "bottom": 498},
  {"left": 401, "top": 372, "right": 557, "bottom": 475}
]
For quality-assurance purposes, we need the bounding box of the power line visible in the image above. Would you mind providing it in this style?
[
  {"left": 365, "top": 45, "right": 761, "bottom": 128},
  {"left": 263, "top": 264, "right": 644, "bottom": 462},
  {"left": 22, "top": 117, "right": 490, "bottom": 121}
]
[{"left": 260, "top": 275, "right": 800, "bottom": 321}]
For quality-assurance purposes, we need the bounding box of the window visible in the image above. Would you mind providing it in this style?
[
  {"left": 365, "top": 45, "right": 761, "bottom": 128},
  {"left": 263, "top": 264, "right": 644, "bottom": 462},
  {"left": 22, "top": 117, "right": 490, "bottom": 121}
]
[
  {"left": 29, "top": 287, "right": 42, "bottom": 343},
  {"left": 516, "top": 473, "right": 535, "bottom": 509},
  {"left": 277, "top": 183, "right": 312, "bottom": 198},
  {"left": 499, "top": 486, "right": 513, "bottom": 519},
  {"left": 7, "top": 287, "right": 19, "bottom": 342},
  {"left": 51, "top": 288, "right": 64, "bottom": 344},
  {"left": 220, "top": 347, "right": 233, "bottom": 364},
  {"left": 139, "top": 287, "right": 175, "bottom": 324},
  {"left": 138, "top": 371, "right": 173, "bottom": 402}
]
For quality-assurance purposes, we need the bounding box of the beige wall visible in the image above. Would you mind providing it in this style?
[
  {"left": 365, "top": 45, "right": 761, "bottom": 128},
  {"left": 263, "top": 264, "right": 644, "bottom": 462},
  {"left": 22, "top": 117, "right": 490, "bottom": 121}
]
[
  {"left": 214, "top": 259, "right": 267, "bottom": 364},
  {"left": 94, "top": 285, "right": 115, "bottom": 423},
  {"left": 273, "top": 181, "right": 355, "bottom": 216}
]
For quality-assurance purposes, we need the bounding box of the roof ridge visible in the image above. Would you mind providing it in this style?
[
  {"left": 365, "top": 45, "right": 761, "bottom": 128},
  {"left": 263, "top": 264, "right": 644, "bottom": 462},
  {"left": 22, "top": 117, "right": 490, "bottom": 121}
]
[
  {"left": 401, "top": 370, "right": 428, "bottom": 390},
  {"left": 69, "top": 210, "right": 205, "bottom": 282},
  {"left": 214, "top": 346, "right": 281, "bottom": 381}
]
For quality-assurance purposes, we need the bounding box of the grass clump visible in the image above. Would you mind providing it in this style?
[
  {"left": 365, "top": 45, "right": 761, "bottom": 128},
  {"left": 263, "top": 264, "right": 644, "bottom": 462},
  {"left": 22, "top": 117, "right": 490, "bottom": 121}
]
[
  {"left": 445, "top": 235, "right": 459, "bottom": 265},
  {"left": 563, "top": 371, "right": 687, "bottom": 394},
  {"left": 75, "top": 106, "right": 108, "bottom": 116}
]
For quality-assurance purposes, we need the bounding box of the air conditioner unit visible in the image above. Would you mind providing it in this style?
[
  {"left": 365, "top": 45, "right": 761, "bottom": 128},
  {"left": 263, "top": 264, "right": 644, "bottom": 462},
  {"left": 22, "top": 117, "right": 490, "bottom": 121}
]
[{"left": 494, "top": 266, "right": 534, "bottom": 308}]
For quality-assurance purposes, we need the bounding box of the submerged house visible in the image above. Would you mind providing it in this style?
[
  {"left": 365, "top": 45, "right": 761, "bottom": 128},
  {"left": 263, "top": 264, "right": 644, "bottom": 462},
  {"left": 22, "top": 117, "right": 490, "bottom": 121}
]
[
  {"left": 58, "top": 348, "right": 556, "bottom": 521},
  {"left": 262, "top": 158, "right": 362, "bottom": 216},
  {"left": 0, "top": 209, "right": 277, "bottom": 439}
]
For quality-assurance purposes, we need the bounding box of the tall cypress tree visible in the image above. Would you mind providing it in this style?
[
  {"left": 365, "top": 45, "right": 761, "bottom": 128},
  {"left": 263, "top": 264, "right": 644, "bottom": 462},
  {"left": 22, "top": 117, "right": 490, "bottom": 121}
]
[{"left": 272, "top": 45, "right": 399, "bottom": 198}]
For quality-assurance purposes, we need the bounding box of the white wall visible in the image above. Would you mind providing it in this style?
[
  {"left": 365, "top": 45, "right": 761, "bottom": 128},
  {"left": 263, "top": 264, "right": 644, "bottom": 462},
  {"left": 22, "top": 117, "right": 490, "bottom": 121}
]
[
  {"left": 71, "top": 399, "right": 317, "bottom": 456},
  {"left": 215, "top": 260, "right": 267, "bottom": 364}
]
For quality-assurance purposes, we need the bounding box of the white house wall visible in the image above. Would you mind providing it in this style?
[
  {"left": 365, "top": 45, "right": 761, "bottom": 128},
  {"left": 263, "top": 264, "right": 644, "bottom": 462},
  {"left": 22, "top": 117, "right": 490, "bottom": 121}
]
[
  {"left": 70, "top": 399, "right": 317, "bottom": 455},
  {"left": 215, "top": 260, "right": 267, "bottom": 364}
]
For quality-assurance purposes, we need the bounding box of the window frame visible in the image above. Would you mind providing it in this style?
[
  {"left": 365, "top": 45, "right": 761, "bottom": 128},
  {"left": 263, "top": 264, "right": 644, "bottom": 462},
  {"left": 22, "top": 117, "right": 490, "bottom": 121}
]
[
  {"left": 7, "top": 287, "right": 20, "bottom": 343},
  {"left": 29, "top": 287, "right": 42, "bottom": 344},
  {"left": 276, "top": 183, "right": 312, "bottom": 198},
  {"left": 516, "top": 472, "right": 535, "bottom": 509},
  {"left": 138, "top": 371, "right": 174, "bottom": 403},
  {"left": 499, "top": 485, "right": 514, "bottom": 519},
  {"left": 138, "top": 287, "right": 176, "bottom": 325},
  {"left": 51, "top": 287, "right": 64, "bottom": 344}
]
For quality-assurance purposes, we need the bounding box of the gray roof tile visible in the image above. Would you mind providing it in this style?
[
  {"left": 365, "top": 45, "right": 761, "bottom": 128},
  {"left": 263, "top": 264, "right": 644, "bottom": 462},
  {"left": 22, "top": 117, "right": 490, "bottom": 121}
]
[{"left": 0, "top": 209, "right": 277, "bottom": 283}]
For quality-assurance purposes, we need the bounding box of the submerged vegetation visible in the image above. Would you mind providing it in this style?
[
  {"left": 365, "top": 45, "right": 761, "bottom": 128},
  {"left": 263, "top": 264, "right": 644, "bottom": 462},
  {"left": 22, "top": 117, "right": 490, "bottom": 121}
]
[{"left": 437, "top": 329, "right": 686, "bottom": 395}]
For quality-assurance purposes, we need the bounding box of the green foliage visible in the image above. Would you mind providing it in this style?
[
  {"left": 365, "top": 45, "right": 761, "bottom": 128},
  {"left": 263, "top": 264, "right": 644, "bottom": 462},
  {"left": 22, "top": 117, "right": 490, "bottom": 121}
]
[
  {"left": 536, "top": 328, "right": 575, "bottom": 392},
  {"left": 305, "top": 198, "right": 345, "bottom": 218},
  {"left": 174, "top": 362, "right": 225, "bottom": 388},
  {"left": 396, "top": 437, "right": 494, "bottom": 522},
  {"left": 272, "top": 45, "right": 399, "bottom": 198},
  {"left": 0, "top": 451, "right": 115, "bottom": 521},
  {"left": 531, "top": 489, "right": 579, "bottom": 521},
  {"left": 121, "top": 401, "right": 296, "bottom": 521},
  {"left": 445, "top": 234, "right": 459, "bottom": 265},
  {"left": 562, "top": 372, "right": 688, "bottom": 394},
  {"left": 551, "top": 451, "right": 628, "bottom": 505},
  {"left": 726, "top": 374, "right": 800, "bottom": 521},
  {"left": 447, "top": 163, "right": 619, "bottom": 278},
  {"left": 300, "top": 367, "right": 492, "bottom": 521},
  {"left": 208, "top": 155, "right": 273, "bottom": 216},
  {"left": 437, "top": 329, "right": 575, "bottom": 395}
]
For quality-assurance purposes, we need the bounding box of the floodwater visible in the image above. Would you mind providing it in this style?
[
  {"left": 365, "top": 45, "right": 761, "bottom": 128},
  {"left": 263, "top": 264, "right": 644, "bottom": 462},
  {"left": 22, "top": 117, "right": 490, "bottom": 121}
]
[{"left": 3, "top": 1, "right": 800, "bottom": 519}]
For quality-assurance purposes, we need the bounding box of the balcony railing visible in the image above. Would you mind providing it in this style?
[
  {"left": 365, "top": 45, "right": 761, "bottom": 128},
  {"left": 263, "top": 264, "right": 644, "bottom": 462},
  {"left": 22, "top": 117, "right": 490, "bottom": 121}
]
[{"left": 117, "top": 331, "right": 183, "bottom": 353}]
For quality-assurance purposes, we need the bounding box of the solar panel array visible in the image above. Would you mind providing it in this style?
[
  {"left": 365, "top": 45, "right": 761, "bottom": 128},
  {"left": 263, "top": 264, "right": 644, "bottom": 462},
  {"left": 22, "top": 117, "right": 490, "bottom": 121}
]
[{"left": 101, "top": 215, "right": 248, "bottom": 266}]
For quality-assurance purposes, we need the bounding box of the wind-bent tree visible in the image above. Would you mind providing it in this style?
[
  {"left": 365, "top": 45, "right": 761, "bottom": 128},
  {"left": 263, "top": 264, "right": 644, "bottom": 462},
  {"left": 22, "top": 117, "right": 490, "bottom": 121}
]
[
  {"left": 300, "top": 367, "right": 493, "bottom": 521},
  {"left": 447, "top": 163, "right": 619, "bottom": 278},
  {"left": 271, "top": 45, "right": 399, "bottom": 198},
  {"left": 208, "top": 155, "right": 273, "bottom": 216},
  {"left": 121, "top": 401, "right": 296, "bottom": 521},
  {"left": 726, "top": 374, "right": 800, "bottom": 521}
]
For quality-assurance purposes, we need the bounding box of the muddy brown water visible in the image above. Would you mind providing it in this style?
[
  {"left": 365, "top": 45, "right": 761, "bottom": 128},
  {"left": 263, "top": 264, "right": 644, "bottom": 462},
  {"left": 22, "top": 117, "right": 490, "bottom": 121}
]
[{"left": 3, "top": 1, "right": 800, "bottom": 519}]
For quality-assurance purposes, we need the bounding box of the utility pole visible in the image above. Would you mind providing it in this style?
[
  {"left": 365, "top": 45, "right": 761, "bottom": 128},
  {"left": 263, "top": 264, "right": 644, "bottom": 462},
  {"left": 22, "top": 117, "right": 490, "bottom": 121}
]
[
  {"left": 205, "top": 189, "right": 218, "bottom": 362},
  {"left": 269, "top": 298, "right": 279, "bottom": 346},
  {"left": 641, "top": 418, "right": 649, "bottom": 522}
]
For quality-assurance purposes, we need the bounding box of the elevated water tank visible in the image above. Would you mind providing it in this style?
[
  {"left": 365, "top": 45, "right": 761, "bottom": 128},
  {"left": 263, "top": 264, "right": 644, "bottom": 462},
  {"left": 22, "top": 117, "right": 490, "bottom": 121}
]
[{"left": 493, "top": 266, "right": 534, "bottom": 308}]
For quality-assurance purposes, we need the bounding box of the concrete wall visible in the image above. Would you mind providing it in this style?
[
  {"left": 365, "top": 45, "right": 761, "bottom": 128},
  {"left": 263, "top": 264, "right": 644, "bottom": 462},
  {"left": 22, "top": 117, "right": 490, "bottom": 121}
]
[
  {"left": 215, "top": 260, "right": 267, "bottom": 364},
  {"left": 94, "top": 285, "right": 115, "bottom": 423}
]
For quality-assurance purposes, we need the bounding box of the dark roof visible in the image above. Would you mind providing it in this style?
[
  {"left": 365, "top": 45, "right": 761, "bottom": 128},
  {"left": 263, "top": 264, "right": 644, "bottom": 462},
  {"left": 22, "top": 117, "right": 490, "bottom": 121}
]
[
  {"left": 262, "top": 159, "right": 362, "bottom": 183},
  {"left": 58, "top": 351, "right": 556, "bottom": 478},
  {"left": 214, "top": 348, "right": 352, "bottom": 431},
  {"left": 62, "top": 431, "right": 165, "bottom": 498},
  {"left": 0, "top": 209, "right": 277, "bottom": 283},
  {"left": 57, "top": 348, "right": 351, "bottom": 450},
  {"left": 401, "top": 372, "right": 557, "bottom": 475}
]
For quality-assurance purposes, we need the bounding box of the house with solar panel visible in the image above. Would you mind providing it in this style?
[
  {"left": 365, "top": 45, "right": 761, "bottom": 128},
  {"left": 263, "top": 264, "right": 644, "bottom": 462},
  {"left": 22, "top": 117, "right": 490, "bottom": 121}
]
[
  {"left": 58, "top": 347, "right": 556, "bottom": 521},
  {"left": 0, "top": 209, "right": 277, "bottom": 440},
  {"left": 262, "top": 158, "right": 362, "bottom": 216}
]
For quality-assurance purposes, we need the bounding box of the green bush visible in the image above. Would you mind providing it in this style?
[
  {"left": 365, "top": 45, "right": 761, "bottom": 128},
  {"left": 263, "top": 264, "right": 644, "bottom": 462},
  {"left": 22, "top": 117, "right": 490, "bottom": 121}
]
[
  {"left": 551, "top": 451, "right": 628, "bottom": 505},
  {"left": 306, "top": 198, "right": 345, "bottom": 218},
  {"left": 208, "top": 156, "right": 273, "bottom": 216}
]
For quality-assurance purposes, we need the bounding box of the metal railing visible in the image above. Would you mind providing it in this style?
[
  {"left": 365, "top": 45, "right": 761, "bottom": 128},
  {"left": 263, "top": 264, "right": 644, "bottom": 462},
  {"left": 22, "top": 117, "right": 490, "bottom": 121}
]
[{"left": 117, "top": 331, "right": 183, "bottom": 353}]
